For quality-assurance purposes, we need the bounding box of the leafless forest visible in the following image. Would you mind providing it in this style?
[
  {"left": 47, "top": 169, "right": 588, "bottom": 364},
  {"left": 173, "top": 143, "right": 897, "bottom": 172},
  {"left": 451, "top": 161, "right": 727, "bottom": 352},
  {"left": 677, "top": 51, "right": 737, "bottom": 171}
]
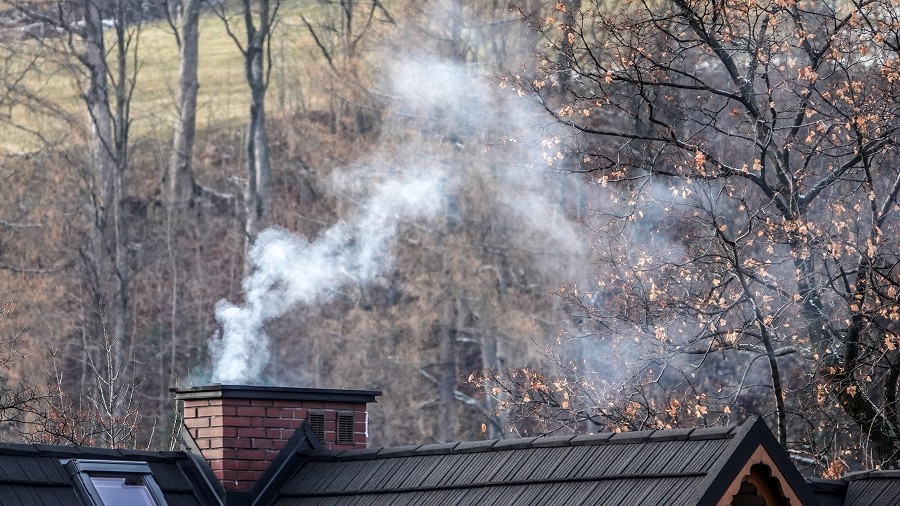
[{"left": 2, "top": 0, "right": 900, "bottom": 475}]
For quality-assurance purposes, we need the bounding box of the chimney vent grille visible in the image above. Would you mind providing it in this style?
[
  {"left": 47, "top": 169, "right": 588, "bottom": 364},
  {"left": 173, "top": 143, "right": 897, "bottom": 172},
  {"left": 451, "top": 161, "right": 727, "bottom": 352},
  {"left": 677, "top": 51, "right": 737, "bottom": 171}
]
[
  {"left": 309, "top": 412, "right": 325, "bottom": 441},
  {"left": 337, "top": 413, "right": 354, "bottom": 444}
]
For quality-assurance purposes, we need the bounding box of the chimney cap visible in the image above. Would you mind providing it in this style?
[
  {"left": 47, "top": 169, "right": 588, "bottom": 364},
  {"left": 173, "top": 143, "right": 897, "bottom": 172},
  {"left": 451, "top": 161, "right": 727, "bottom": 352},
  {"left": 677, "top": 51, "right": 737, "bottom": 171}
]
[{"left": 170, "top": 384, "right": 382, "bottom": 403}]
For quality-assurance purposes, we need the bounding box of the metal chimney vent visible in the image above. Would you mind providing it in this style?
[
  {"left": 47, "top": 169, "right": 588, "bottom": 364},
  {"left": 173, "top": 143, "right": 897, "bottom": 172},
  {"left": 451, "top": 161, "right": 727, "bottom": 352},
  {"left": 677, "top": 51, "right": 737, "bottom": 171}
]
[
  {"left": 309, "top": 412, "right": 326, "bottom": 441},
  {"left": 337, "top": 413, "right": 355, "bottom": 444}
]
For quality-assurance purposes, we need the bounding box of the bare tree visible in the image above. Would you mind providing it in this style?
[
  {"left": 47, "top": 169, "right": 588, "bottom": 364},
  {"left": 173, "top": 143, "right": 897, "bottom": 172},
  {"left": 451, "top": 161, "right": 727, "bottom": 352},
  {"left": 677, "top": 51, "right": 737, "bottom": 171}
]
[
  {"left": 164, "top": 0, "right": 235, "bottom": 211},
  {"left": 214, "top": 0, "right": 279, "bottom": 250},
  {"left": 502, "top": 0, "right": 900, "bottom": 470},
  {"left": 8, "top": 0, "right": 143, "bottom": 425},
  {"left": 165, "top": 0, "right": 203, "bottom": 208},
  {"left": 0, "top": 301, "right": 43, "bottom": 440},
  {"left": 24, "top": 323, "right": 143, "bottom": 447},
  {"left": 297, "top": 0, "right": 393, "bottom": 134}
]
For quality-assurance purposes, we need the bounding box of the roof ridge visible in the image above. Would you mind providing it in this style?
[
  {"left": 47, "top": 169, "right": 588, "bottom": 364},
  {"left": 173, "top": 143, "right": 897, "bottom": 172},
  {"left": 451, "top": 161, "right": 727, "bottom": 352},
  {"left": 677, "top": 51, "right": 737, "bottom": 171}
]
[
  {"left": 0, "top": 441, "right": 190, "bottom": 461},
  {"left": 306, "top": 423, "right": 738, "bottom": 461},
  {"left": 843, "top": 469, "right": 900, "bottom": 481}
]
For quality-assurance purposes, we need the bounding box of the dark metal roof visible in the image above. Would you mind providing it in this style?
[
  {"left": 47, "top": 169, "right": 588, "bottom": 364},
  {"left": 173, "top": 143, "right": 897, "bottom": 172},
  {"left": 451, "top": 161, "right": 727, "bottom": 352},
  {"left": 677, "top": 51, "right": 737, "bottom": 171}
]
[
  {"left": 808, "top": 478, "right": 848, "bottom": 506},
  {"left": 260, "top": 417, "right": 821, "bottom": 506},
  {"left": 4, "top": 416, "right": 897, "bottom": 506},
  {"left": 0, "top": 442, "right": 221, "bottom": 506},
  {"left": 843, "top": 470, "right": 900, "bottom": 506},
  {"left": 806, "top": 470, "right": 900, "bottom": 506}
]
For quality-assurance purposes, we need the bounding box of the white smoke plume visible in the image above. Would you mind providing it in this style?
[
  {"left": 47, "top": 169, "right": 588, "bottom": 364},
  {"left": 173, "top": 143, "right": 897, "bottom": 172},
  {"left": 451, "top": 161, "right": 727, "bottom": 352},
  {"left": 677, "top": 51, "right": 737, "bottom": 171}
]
[
  {"left": 211, "top": 173, "right": 446, "bottom": 383},
  {"left": 208, "top": 43, "right": 588, "bottom": 384}
]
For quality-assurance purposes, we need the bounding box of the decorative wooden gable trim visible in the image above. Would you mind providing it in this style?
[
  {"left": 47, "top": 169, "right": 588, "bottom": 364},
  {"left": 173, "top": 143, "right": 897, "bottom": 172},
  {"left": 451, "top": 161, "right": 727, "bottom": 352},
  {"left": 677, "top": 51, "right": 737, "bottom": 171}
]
[
  {"left": 694, "top": 418, "right": 820, "bottom": 506},
  {"left": 717, "top": 445, "right": 805, "bottom": 506}
]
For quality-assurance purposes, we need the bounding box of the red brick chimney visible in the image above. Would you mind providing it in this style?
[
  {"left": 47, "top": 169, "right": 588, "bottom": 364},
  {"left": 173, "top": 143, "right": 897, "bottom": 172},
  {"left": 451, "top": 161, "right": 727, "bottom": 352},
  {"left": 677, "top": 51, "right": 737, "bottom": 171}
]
[{"left": 173, "top": 384, "right": 380, "bottom": 492}]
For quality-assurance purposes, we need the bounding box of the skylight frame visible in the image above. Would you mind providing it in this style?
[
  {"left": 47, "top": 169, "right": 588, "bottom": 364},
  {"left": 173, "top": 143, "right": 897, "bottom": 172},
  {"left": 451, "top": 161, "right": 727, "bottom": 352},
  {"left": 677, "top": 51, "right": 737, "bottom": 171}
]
[{"left": 62, "top": 459, "right": 169, "bottom": 506}]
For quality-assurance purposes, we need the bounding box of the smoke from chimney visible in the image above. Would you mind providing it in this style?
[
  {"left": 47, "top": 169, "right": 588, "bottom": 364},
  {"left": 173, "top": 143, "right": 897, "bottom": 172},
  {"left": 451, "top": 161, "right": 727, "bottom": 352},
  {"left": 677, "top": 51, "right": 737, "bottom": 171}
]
[
  {"left": 208, "top": 45, "right": 586, "bottom": 384},
  {"left": 211, "top": 174, "right": 445, "bottom": 383}
]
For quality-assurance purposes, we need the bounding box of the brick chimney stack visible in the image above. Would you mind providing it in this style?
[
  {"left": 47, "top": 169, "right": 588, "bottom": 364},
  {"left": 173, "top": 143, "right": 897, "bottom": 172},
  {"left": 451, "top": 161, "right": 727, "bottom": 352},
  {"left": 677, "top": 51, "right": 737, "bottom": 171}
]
[{"left": 173, "top": 384, "right": 380, "bottom": 492}]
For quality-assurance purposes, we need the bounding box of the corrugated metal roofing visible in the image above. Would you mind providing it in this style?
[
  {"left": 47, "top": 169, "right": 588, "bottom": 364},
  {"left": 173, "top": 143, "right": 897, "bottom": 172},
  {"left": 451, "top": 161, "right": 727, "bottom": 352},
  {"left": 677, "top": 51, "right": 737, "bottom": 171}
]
[
  {"left": 844, "top": 471, "right": 900, "bottom": 506},
  {"left": 0, "top": 483, "right": 83, "bottom": 504},
  {"left": 0, "top": 444, "right": 219, "bottom": 506},
  {"left": 0, "top": 455, "right": 72, "bottom": 484},
  {"left": 267, "top": 424, "right": 741, "bottom": 506},
  {"left": 3, "top": 415, "right": 895, "bottom": 506}
]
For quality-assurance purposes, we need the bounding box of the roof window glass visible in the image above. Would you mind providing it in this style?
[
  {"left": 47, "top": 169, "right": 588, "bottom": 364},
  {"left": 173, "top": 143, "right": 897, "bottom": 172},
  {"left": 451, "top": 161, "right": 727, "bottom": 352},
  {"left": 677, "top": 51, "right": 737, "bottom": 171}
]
[
  {"left": 90, "top": 475, "right": 159, "bottom": 504},
  {"left": 62, "top": 459, "right": 167, "bottom": 506}
]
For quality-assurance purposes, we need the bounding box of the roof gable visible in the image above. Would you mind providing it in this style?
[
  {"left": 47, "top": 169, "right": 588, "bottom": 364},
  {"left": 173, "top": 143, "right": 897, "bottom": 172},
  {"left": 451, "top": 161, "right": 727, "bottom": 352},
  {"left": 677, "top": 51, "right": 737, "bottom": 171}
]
[{"left": 693, "top": 417, "right": 820, "bottom": 506}]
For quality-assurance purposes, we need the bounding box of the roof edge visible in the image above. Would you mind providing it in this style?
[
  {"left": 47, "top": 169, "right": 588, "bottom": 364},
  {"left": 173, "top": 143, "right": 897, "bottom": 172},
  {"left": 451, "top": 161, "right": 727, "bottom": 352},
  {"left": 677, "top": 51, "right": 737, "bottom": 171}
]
[
  {"left": 842, "top": 469, "right": 900, "bottom": 481},
  {"left": 171, "top": 384, "right": 382, "bottom": 403},
  {"left": 179, "top": 425, "right": 226, "bottom": 506},
  {"left": 251, "top": 420, "right": 320, "bottom": 506}
]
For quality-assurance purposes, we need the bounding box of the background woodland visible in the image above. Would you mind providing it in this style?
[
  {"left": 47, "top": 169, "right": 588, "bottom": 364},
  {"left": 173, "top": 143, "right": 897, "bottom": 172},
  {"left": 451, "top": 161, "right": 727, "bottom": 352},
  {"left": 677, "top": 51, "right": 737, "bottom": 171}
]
[{"left": 1, "top": 0, "right": 900, "bottom": 477}]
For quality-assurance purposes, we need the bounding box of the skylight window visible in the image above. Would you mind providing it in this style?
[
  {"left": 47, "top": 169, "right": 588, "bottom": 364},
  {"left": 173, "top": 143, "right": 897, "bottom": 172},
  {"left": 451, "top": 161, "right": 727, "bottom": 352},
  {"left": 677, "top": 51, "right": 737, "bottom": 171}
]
[{"left": 62, "top": 459, "right": 168, "bottom": 506}]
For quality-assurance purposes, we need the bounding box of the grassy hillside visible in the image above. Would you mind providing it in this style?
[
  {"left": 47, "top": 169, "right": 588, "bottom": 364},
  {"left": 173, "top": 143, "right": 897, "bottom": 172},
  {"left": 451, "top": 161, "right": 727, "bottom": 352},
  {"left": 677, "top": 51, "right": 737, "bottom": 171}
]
[{"left": 0, "top": 4, "right": 322, "bottom": 151}]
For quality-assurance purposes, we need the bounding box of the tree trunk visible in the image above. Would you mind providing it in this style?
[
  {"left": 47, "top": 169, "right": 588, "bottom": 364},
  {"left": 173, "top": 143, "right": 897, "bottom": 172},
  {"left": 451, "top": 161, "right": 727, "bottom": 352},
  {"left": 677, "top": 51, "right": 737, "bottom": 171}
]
[
  {"left": 167, "top": 0, "right": 202, "bottom": 207},
  {"left": 244, "top": 86, "right": 270, "bottom": 243},
  {"left": 556, "top": 0, "right": 581, "bottom": 93},
  {"left": 438, "top": 295, "right": 458, "bottom": 442},
  {"left": 480, "top": 333, "right": 503, "bottom": 439},
  {"left": 111, "top": 0, "right": 132, "bottom": 418},
  {"left": 78, "top": 0, "right": 134, "bottom": 422},
  {"left": 241, "top": 0, "right": 272, "bottom": 256},
  {"left": 795, "top": 248, "right": 900, "bottom": 467},
  {"left": 83, "top": 0, "right": 115, "bottom": 212},
  {"left": 82, "top": 0, "right": 118, "bottom": 370}
]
